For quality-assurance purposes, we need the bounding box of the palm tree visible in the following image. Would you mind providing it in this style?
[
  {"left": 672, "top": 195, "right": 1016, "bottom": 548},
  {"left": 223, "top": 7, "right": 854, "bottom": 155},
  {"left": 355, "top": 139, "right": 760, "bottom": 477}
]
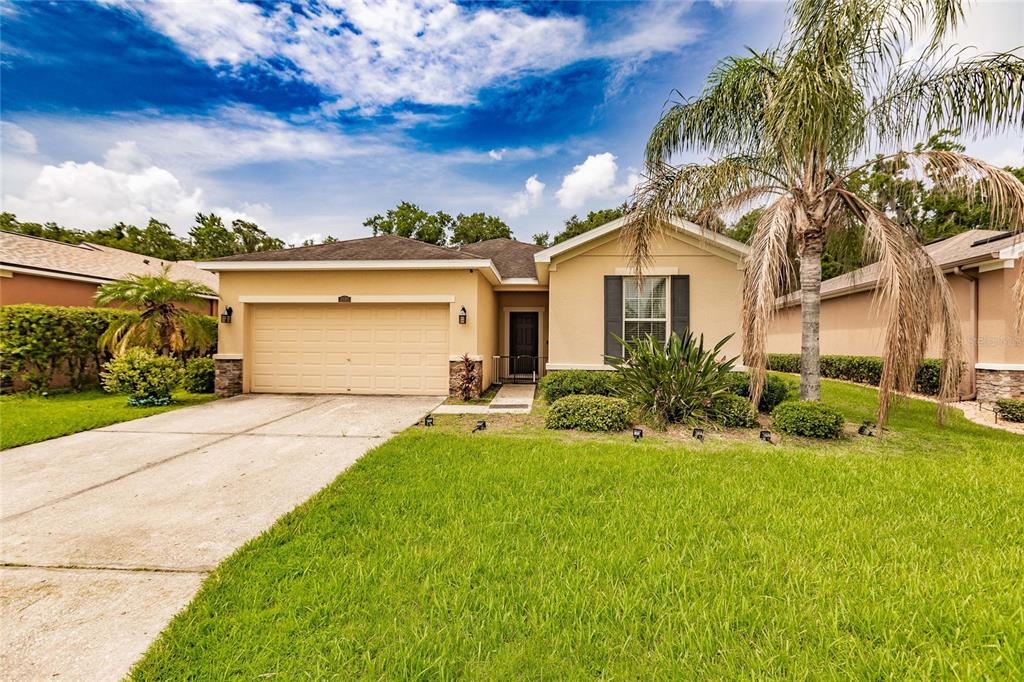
[
  {"left": 95, "top": 266, "right": 216, "bottom": 357},
  {"left": 624, "top": 0, "right": 1024, "bottom": 425}
]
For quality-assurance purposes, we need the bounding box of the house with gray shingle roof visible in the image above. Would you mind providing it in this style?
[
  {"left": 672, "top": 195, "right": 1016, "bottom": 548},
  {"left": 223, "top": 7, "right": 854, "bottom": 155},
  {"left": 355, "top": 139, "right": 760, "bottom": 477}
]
[
  {"left": 768, "top": 229, "right": 1024, "bottom": 402},
  {"left": 0, "top": 230, "right": 219, "bottom": 314}
]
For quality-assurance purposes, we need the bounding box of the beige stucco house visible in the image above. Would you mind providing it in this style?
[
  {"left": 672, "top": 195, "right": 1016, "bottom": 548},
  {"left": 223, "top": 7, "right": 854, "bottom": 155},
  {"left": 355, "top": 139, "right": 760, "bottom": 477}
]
[
  {"left": 200, "top": 217, "right": 749, "bottom": 397},
  {"left": 767, "top": 229, "right": 1023, "bottom": 402}
]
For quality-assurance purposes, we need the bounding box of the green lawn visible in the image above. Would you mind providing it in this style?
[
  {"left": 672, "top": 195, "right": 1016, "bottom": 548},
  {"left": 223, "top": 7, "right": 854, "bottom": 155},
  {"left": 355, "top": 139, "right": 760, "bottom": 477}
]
[
  {"left": 134, "top": 381, "right": 1022, "bottom": 679},
  {"left": 0, "top": 389, "right": 217, "bottom": 450}
]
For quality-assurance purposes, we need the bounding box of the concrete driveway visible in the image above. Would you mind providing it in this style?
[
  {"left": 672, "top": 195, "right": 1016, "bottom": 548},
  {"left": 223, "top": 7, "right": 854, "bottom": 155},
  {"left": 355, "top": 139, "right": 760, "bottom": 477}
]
[{"left": 0, "top": 393, "right": 442, "bottom": 681}]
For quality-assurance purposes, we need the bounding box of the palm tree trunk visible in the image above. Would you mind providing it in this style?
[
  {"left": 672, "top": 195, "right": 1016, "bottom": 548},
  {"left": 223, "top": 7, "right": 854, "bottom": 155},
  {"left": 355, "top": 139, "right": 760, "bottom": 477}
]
[{"left": 799, "top": 235, "right": 823, "bottom": 401}]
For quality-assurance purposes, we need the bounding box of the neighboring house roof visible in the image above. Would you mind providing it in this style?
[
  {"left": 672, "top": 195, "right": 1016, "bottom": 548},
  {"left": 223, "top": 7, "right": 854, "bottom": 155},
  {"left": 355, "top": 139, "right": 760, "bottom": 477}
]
[
  {"left": 533, "top": 215, "right": 750, "bottom": 263},
  {"left": 458, "top": 238, "right": 545, "bottom": 279},
  {"left": 0, "top": 230, "right": 219, "bottom": 294},
  {"left": 778, "top": 229, "right": 1019, "bottom": 306}
]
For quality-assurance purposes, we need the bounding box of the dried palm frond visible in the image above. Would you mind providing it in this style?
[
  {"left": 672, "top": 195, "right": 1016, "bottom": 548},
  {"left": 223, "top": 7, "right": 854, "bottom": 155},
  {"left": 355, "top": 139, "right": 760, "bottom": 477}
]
[{"left": 742, "top": 195, "right": 797, "bottom": 408}]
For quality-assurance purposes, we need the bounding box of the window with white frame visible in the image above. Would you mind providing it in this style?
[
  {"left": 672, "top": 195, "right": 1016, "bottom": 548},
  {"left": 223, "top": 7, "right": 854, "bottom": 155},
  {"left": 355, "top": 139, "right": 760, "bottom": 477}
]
[{"left": 623, "top": 276, "right": 668, "bottom": 343}]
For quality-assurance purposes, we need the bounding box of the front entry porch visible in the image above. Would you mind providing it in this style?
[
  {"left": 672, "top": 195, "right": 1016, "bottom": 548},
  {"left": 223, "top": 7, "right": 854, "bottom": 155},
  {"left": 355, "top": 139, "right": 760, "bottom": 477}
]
[{"left": 493, "top": 291, "right": 549, "bottom": 385}]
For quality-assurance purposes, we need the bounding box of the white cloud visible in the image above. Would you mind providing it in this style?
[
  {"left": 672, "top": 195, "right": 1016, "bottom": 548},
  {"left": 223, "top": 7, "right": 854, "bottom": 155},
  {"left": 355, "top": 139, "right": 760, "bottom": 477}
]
[
  {"left": 2, "top": 142, "right": 261, "bottom": 231},
  {"left": 555, "top": 152, "right": 641, "bottom": 209},
  {"left": 2, "top": 121, "right": 38, "bottom": 155},
  {"left": 505, "top": 174, "right": 545, "bottom": 218},
  {"left": 99, "top": 0, "right": 701, "bottom": 112},
  {"left": 488, "top": 148, "right": 507, "bottom": 161}
]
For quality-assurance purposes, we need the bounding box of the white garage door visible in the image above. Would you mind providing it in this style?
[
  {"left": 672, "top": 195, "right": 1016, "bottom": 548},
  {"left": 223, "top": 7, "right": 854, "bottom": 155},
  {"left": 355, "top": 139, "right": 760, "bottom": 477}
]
[{"left": 250, "top": 303, "right": 449, "bottom": 395}]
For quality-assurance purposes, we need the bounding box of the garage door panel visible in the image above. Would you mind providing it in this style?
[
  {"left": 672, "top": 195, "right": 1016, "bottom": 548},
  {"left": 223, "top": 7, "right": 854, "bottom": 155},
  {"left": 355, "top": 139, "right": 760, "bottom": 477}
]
[{"left": 250, "top": 303, "right": 448, "bottom": 395}]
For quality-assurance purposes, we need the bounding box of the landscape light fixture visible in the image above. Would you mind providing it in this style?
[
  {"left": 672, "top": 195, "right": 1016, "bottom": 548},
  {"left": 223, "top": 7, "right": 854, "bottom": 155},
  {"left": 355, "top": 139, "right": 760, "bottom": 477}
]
[
  {"left": 759, "top": 430, "right": 774, "bottom": 444},
  {"left": 473, "top": 419, "right": 487, "bottom": 433},
  {"left": 692, "top": 427, "right": 704, "bottom": 442},
  {"left": 858, "top": 421, "right": 875, "bottom": 437},
  {"left": 423, "top": 415, "right": 434, "bottom": 427},
  {"left": 633, "top": 428, "right": 643, "bottom": 442},
  {"left": 220, "top": 306, "right": 233, "bottom": 323},
  {"left": 458, "top": 306, "right": 468, "bottom": 325}
]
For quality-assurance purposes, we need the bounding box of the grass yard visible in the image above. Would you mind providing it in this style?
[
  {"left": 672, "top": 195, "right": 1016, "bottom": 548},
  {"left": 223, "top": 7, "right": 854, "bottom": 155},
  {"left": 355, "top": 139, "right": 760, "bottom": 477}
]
[
  {"left": 0, "top": 389, "right": 217, "bottom": 450},
  {"left": 133, "top": 380, "right": 1023, "bottom": 679}
]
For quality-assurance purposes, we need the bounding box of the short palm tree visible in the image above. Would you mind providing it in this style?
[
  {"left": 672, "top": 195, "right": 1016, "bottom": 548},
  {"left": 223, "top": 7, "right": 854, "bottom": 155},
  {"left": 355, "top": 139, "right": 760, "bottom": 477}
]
[
  {"left": 95, "top": 267, "right": 216, "bottom": 357},
  {"left": 624, "top": 0, "right": 1024, "bottom": 425}
]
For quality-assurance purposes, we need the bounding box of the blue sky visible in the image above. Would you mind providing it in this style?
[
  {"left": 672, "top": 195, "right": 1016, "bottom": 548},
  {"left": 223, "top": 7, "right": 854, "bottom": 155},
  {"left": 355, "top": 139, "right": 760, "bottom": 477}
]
[{"left": 2, "top": 0, "right": 1020, "bottom": 244}]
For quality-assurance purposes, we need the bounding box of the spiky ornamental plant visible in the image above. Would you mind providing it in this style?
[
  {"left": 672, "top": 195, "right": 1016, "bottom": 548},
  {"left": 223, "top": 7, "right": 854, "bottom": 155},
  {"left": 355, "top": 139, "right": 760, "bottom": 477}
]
[
  {"left": 624, "top": 0, "right": 1024, "bottom": 427},
  {"left": 95, "top": 266, "right": 216, "bottom": 357}
]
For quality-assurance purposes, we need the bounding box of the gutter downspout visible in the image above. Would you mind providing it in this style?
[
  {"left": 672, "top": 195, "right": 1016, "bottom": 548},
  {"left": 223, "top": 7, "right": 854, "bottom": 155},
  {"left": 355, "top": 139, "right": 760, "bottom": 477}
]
[{"left": 953, "top": 266, "right": 978, "bottom": 401}]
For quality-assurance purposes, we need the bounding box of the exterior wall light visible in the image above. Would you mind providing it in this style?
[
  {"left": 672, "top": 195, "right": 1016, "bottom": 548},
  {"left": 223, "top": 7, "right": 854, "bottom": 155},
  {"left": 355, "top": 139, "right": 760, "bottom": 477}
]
[
  {"left": 220, "top": 306, "right": 233, "bottom": 323},
  {"left": 458, "top": 306, "right": 468, "bottom": 325}
]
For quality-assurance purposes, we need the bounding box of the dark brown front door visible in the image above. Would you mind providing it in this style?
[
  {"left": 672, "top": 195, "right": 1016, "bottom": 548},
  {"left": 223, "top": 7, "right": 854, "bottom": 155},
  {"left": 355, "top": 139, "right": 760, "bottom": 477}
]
[{"left": 509, "top": 311, "right": 539, "bottom": 374}]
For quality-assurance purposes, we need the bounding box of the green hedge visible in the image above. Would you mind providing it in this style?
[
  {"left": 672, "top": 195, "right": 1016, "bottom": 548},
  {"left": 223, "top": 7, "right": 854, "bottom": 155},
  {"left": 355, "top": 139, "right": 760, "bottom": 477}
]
[
  {"left": 0, "top": 304, "right": 217, "bottom": 393},
  {"left": 538, "top": 369, "right": 619, "bottom": 403},
  {"left": 545, "top": 395, "right": 631, "bottom": 432},
  {"left": 0, "top": 304, "right": 136, "bottom": 392},
  {"left": 771, "top": 402, "right": 845, "bottom": 439},
  {"left": 767, "top": 354, "right": 945, "bottom": 395},
  {"left": 995, "top": 399, "right": 1024, "bottom": 423}
]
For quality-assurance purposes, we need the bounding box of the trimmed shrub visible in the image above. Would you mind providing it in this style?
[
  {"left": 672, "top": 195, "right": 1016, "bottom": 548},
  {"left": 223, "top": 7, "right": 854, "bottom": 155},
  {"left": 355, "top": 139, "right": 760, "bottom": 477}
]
[
  {"left": 609, "top": 331, "right": 738, "bottom": 427},
  {"left": 545, "top": 395, "right": 630, "bottom": 432},
  {"left": 771, "top": 402, "right": 845, "bottom": 439},
  {"left": 712, "top": 393, "right": 758, "bottom": 428},
  {"left": 913, "top": 359, "right": 943, "bottom": 395},
  {"left": 182, "top": 357, "right": 215, "bottom": 393},
  {"left": 995, "top": 399, "right": 1024, "bottom": 423},
  {"left": 767, "top": 353, "right": 947, "bottom": 396},
  {"left": 102, "top": 348, "right": 181, "bottom": 405},
  {"left": 539, "top": 369, "right": 618, "bottom": 403},
  {"left": 722, "top": 371, "right": 792, "bottom": 412}
]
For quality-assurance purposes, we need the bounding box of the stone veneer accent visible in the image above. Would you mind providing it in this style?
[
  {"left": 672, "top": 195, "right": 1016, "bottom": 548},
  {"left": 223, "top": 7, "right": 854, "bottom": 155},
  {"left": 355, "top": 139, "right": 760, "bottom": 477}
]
[
  {"left": 976, "top": 368, "right": 1024, "bottom": 403},
  {"left": 449, "top": 359, "right": 483, "bottom": 398},
  {"left": 215, "top": 358, "right": 243, "bottom": 397}
]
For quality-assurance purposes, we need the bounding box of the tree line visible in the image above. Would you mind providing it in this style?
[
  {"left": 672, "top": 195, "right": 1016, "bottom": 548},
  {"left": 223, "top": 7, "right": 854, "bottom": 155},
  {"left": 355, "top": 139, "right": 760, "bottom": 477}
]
[{"left": 1, "top": 212, "right": 285, "bottom": 261}]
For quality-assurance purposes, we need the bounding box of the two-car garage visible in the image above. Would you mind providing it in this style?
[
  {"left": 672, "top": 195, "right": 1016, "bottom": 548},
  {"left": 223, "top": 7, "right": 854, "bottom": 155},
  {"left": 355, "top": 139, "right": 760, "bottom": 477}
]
[{"left": 248, "top": 303, "right": 450, "bottom": 395}]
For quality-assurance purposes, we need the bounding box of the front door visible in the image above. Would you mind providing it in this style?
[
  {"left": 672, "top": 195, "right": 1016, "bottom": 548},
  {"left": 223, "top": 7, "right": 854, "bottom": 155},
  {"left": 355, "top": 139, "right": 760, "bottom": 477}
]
[{"left": 508, "top": 311, "right": 539, "bottom": 375}]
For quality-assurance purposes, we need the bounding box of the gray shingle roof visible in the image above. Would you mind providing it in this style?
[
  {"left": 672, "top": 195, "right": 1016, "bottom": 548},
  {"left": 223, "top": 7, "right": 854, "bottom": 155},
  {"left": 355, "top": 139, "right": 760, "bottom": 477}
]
[
  {"left": 781, "top": 229, "right": 1016, "bottom": 304},
  {"left": 0, "top": 231, "right": 218, "bottom": 291},
  {"left": 213, "top": 234, "right": 481, "bottom": 263},
  {"left": 458, "top": 238, "right": 544, "bottom": 279},
  {"left": 213, "top": 234, "right": 543, "bottom": 280}
]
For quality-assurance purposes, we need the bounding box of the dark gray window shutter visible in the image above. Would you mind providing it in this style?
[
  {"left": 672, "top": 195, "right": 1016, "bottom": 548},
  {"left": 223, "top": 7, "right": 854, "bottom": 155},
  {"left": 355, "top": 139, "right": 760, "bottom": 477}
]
[
  {"left": 670, "top": 275, "right": 690, "bottom": 339},
  {"left": 604, "top": 275, "right": 623, "bottom": 359}
]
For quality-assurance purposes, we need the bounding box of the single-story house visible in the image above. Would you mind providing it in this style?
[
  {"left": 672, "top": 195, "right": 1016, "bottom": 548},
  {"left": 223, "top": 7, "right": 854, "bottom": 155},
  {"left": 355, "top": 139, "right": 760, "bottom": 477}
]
[
  {"left": 0, "top": 230, "right": 219, "bottom": 314},
  {"left": 200, "top": 217, "right": 749, "bottom": 397},
  {"left": 767, "top": 229, "right": 1023, "bottom": 402}
]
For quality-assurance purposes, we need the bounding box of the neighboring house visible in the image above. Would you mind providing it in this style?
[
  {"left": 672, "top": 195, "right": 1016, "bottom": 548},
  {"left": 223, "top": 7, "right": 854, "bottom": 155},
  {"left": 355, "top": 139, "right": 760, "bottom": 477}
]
[
  {"left": 767, "top": 230, "right": 1023, "bottom": 402},
  {"left": 200, "top": 217, "right": 749, "bottom": 397},
  {"left": 0, "top": 230, "right": 219, "bottom": 314}
]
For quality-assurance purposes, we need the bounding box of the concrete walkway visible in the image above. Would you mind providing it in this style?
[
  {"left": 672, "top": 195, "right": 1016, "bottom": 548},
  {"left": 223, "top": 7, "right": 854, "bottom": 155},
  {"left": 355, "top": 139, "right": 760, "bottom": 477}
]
[
  {"left": 0, "top": 393, "right": 442, "bottom": 681},
  {"left": 432, "top": 383, "right": 536, "bottom": 415}
]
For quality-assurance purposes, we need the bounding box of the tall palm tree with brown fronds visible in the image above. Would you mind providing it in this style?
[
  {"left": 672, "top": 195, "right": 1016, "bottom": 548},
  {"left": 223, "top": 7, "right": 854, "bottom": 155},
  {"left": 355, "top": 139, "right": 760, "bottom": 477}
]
[
  {"left": 624, "top": 0, "right": 1024, "bottom": 426},
  {"left": 95, "top": 266, "right": 216, "bottom": 357}
]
